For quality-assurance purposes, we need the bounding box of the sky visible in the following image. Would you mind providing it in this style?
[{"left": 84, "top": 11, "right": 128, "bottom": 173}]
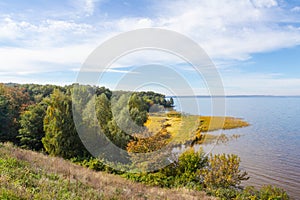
[{"left": 1, "top": 0, "right": 300, "bottom": 95}]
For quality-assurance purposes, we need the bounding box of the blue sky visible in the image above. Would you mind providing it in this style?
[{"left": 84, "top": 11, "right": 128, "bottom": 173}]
[{"left": 1, "top": 0, "right": 300, "bottom": 95}]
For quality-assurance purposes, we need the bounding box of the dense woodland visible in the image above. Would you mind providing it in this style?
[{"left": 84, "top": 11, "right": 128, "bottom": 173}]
[
  {"left": 0, "top": 83, "right": 173, "bottom": 150},
  {"left": 0, "top": 83, "right": 289, "bottom": 199}
]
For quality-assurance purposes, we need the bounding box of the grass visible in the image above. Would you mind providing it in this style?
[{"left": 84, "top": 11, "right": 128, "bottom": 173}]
[
  {"left": 145, "top": 112, "right": 249, "bottom": 144},
  {"left": 0, "top": 143, "right": 216, "bottom": 200},
  {"left": 199, "top": 116, "right": 249, "bottom": 132}
]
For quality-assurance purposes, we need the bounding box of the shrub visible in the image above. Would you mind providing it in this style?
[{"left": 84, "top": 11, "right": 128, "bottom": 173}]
[
  {"left": 125, "top": 148, "right": 208, "bottom": 189},
  {"left": 235, "top": 186, "right": 259, "bottom": 200},
  {"left": 259, "top": 185, "right": 289, "bottom": 200},
  {"left": 80, "top": 158, "right": 106, "bottom": 171},
  {"left": 176, "top": 147, "right": 208, "bottom": 173},
  {"left": 202, "top": 154, "right": 249, "bottom": 189}
]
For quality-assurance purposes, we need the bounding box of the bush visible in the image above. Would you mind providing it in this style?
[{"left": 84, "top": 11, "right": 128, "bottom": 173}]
[
  {"left": 202, "top": 154, "right": 249, "bottom": 189},
  {"left": 259, "top": 185, "right": 289, "bottom": 200},
  {"left": 235, "top": 186, "right": 259, "bottom": 200},
  {"left": 176, "top": 147, "right": 208, "bottom": 173},
  {"left": 80, "top": 158, "right": 106, "bottom": 171},
  {"left": 211, "top": 185, "right": 290, "bottom": 200},
  {"left": 124, "top": 148, "right": 208, "bottom": 189}
]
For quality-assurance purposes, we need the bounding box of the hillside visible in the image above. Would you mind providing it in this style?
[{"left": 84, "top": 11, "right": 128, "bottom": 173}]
[{"left": 0, "top": 143, "right": 216, "bottom": 200}]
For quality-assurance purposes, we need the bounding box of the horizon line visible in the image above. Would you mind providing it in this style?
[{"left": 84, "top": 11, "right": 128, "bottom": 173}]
[
  {"left": 166, "top": 95, "right": 300, "bottom": 98},
  {"left": 3, "top": 82, "right": 300, "bottom": 97}
]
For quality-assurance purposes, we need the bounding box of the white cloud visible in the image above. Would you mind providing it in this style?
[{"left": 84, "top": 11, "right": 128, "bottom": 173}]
[
  {"left": 2, "top": 0, "right": 300, "bottom": 62},
  {"left": 109, "top": 50, "right": 185, "bottom": 69},
  {"left": 81, "top": 0, "right": 105, "bottom": 16},
  {"left": 0, "top": 44, "right": 96, "bottom": 74},
  {"left": 98, "top": 0, "right": 300, "bottom": 61},
  {"left": 0, "top": 16, "right": 97, "bottom": 47},
  {"left": 116, "top": 18, "right": 154, "bottom": 31},
  {"left": 291, "top": 6, "right": 300, "bottom": 12},
  {"left": 1, "top": 0, "right": 300, "bottom": 95},
  {"left": 84, "top": 0, "right": 96, "bottom": 16},
  {"left": 152, "top": 0, "right": 300, "bottom": 60},
  {"left": 0, "top": 17, "right": 34, "bottom": 40},
  {"left": 251, "top": 0, "right": 278, "bottom": 8}
]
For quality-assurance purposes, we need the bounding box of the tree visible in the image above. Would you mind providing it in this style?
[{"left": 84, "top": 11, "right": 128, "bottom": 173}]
[
  {"left": 18, "top": 103, "right": 47, "bottom": 151},
  {"left": 109, "top": 94, "right": 149, "bottom": 147},
  {"left": 107, "top": 120, "right": 132, "bottom": 149},
  {"left": 128, "top": 94, "right": 148, "bottom": 126},
  {"left": 95, "top": 93, "right": 112, "bottom": 134},
  {"left": 0, "top": 94, "right": 11, "bottom": 142},
  {"left": 169, "top": 97, "right": 174, "bottom": 106},
  {"left": 42, "top": 89, "right": 88, "bottom": 159},
  {"left": 0, "top": 84, "right": 31, "bottom": 143},
  {"left": 94, "top": 93, "right": 149, "bottom": 149}
]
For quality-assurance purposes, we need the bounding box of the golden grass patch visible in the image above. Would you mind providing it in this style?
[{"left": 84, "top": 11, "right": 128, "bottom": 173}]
[{"left": 144, "top": 112, "right": 249, "bottom": 145}]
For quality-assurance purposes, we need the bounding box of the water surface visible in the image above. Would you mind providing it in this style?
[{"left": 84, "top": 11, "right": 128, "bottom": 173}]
[{"left": 175, "top": 97, "right": 300, "bottom": 199}]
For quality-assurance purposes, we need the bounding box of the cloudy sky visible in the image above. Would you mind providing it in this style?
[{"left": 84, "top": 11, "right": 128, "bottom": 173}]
[{"left": 1, "top": 0, "right": 300, "bottom": 95}]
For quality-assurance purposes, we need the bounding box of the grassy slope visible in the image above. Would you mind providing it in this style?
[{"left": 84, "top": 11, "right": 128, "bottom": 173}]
[{"left": 0, "top": 143, "right": 216, "bottom": 200}]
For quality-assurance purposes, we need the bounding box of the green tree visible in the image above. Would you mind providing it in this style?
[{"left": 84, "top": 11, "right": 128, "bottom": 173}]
[
  {"left": 107, "top": 120, "right": 132, "bottom": 149},
  {"left": 128, "top": 94, "right": 148, "bottom": 126},
  {"left": 169, "top": 97, "right": 174, "bottom": 106},
  {"left": 0, "top": 94, "right": 11, "bottom": 142},
  {"left": 95, "top": 93, "right": 112, "bottom": 134},
  {"left": 42, "top": 89, "right": 88, "bottom": 159},
  {"left": 18, "top": 103, "right": 47, "bottom": 151},
  {"left": 95, "top": 93, "right": 149, "bottom": 149}
]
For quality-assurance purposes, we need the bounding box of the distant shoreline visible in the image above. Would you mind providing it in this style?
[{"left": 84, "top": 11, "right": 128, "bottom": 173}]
[
  {"left": 3, "top": 83, "right": 300, "bottom": 98},
  {"left": 167, "top": 95, "right": 300, "bottom": 98}
]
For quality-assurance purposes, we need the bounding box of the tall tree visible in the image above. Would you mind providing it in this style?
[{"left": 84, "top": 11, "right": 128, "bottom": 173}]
[
  {"left": 18, "top": 103, "right": 47, "bottom": 151},
  {"left": 42, "top": 89, "right": 88, "bottom": 159},
  {"left": 95, "top": 93, "right": 112, "bottom": 134}
]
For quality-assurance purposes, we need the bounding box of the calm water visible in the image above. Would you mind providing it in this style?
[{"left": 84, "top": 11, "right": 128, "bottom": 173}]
[{"left": 175, "top": 97, "right": 300, "bottom": 199}]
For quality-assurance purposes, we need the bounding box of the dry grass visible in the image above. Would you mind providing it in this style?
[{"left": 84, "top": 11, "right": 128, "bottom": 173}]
[
  {"left": 145, "top": 112, "right": 249, "bottom": 145},
  {"left": 199, "top": 116, "right": 249, "bottom": 132},
  {"left": 166, "top": 115, "right": 200, "bottom": 143},
  {"left": 0, "top": 143, "right": 216, "bottom": 200}
]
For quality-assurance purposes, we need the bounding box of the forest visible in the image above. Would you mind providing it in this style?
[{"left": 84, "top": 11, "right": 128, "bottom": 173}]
[{"left": 0, "top": 83, "right": 289, "bottom": 199}]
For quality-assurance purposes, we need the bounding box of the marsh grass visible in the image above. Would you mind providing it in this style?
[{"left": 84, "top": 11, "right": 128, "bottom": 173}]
[
  {"left": 199, "top": 116, "right": 249, "bottom": 132},
  {"left": 145, "top": 112, "right": 249, "bottom": 145}
]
